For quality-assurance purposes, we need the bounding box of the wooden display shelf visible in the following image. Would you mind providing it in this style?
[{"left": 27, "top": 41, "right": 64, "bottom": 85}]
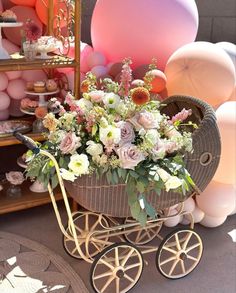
[
  {"left": 0, "top": 181, "right": 63, "bottom": 215},
  {"left": 0, "top": 53, "right": 77, "bottom": 71},
  {"left": 0, "top": 132, "right": 45, "bottom": 147}
]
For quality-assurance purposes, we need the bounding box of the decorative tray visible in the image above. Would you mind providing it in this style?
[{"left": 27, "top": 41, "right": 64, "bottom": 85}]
[{"left": 0, "top": 120, "right": 32, "bottom": 138}]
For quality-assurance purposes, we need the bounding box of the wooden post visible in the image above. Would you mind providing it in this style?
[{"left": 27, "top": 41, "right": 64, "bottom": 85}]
[{"left": 74, "top": 0, "right": 81, "bottom": 99}]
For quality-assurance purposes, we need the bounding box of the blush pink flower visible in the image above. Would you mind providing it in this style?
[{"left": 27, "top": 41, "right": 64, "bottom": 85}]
[
  {"left": 170, "top": 108, "right": 192, "bottom": 124},
  {"left": 60, "top": 132, "right": 81, "bottom": 154},
  {"left": 116, "top": 121, "right": 135, "bottom": 145},
  {"left": 6, "top": 171, "right": 24, "bottom": 185},
  {"left": 89, "top": 90, "right": 105, "bottom": 103},
  {"left": 116, "top": 143, "right": 146, "bottom": 170},
  {"left": 137, "top": 110, "right": 162, "bottom": 129}
]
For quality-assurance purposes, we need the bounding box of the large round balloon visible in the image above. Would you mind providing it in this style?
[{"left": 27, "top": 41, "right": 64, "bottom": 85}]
[
  {"left": 200, "top": 215, "right": 227, "bottom": 228},
  {"left": 165, "top": 42, "right": 235, "bottom": 107},
  {"left": 228, "top": 85, "right": 236, "bottom": 101},
  {"left": 215, "top": 42, "right": 236, "bottom": 70},
  {"left": 0, "top": 109, "right": 10, "bottom": 121},
  {"left": 91, "top": 0, "right": 199, "bottom": 70},
  {"left": 9, "top": 98, "right": 24, "bottom": 117},
  {"left": 0, "top": 0, "right": 3, "bottom": 11},
  {"left": 10, "top": 0, "right": 36, "bottom": 7},
  {"left": 22, "top": 70, "right": 47, "bottom": 82},
  {"left": 0, "top": 72, "right": 8, "bottom": 91},
  {"left": 7, "top": 79, "right": 26, "bottom": 100},
  {"left": 2, "top": 38, "right": 20, "bottom": 54},
  {"left": 196, "top": 181, "right": 236, "bottom": 217},
  {"left": 0, "top": 92, "right": 11, "bottom": 111},
  {"left": 3, "top": 6, "right": 43, "bottom": 46},
  {"left": 213, "top": 102, "right": 236, "bottom": 184},
  {"left": 6, "top": 71, "right": 22, "bottom": 80},
  {"left": 80, "top": 42, "right": 94, "bottom": 73},
  {"left": 35, "top": 0, "right": 67, "bottom": 27}
]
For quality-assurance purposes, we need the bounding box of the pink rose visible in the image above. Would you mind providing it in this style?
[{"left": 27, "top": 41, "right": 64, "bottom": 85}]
[
  {"left": 137, "top": 110, "right": 161, "bottom": 129},
  {"left": 164, "top": 141, "right": 178, "bottom": 153},
  {"left": 116, "top": 121, "right": 135, "bottom": 145},
  {"left": 116, "top": 143, "right": 146, "bottom": 170},
  {"left": 170, "top": 108, "right": 192, "bottom": 124},
  {"left": 89, "top": 90, "right": 105, "bottom": 103},
  {"left": 60, "top": 132, "right": 81, "bottom": 154},
  {"left": 164, "top": 127, "right": 182, "bottom": 139},
  {"left": 6, "top": 171, "right": 24, "bottom": 185},
  {"left": 152, "top": 140, "right": 166, "bottom": 160}
]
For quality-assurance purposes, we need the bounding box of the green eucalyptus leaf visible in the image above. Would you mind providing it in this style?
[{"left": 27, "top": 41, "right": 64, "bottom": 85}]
[
  {"left": 136, "top": 181, "right": 145, "bottom": 193},
  {"left": 129, "top": 170, "right": 139, "bottom": 179},
  {"left": 130, "top": 201, "right": 141, "bottom": 220},
  {"left": 137, "top": 210, "right": 147, "bottom": 227}
]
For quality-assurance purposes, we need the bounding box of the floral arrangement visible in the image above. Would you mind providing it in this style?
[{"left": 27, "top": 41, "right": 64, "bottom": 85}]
[
  {"left": 24, "top": 19, "right": 42, "bottom": 43},
  {"left": 26, "top": 59, "right": 196, "bottom": 224},
  {"left": 6, "top": 171, "right": 24, "bottom": 185}
]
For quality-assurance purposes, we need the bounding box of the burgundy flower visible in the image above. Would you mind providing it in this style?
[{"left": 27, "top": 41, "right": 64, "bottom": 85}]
[{"left": 25, "top": 20, "right": 42, "bottom": 42}]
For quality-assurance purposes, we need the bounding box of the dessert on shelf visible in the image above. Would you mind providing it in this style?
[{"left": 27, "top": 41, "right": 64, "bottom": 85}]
[
  {"left": 46, "top": 79, "right": 58, "bottom": 92},
  {"left": 34, "top": 81, "right": 46, "bottom": 93},
  {"left": 0, "top": 10, "right": 17, "bottom": 23},
  {"left": 20, "top": 98, "right": 39, "bottom": 113}
]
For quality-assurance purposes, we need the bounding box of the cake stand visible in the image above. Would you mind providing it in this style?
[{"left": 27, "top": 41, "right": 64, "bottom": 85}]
[
  {"left": 25, "top": 90, "right": 59, "bottom": 107},
  {"left": 0, "top": 22, "right": 23, "bottom": 59}
]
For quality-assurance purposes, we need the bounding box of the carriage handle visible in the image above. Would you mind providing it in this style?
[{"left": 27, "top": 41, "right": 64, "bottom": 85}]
[{"left": 14, "top": 132, "right": 92, "bottom": 263}]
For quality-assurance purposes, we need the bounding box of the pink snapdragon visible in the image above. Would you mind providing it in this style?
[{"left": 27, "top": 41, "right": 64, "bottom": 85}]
[
  {"left": 119, "top": 59, "right": 132, "bottom": 97},
  {"left": 170, "top": 108, "right": 192, "bottom": 124}
]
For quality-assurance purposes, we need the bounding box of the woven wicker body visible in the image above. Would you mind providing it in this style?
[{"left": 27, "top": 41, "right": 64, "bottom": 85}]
[{"left": 65, "top": 95, "right": 221, "bottom": 217}]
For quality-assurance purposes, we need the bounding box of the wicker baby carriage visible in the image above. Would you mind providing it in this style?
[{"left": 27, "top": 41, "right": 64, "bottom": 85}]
[
  {"left": 15, "top": 95, "right": 221, "bottom": 293},
  {"left": 64, "top": 95, "right": 221, "bottom": 217}
]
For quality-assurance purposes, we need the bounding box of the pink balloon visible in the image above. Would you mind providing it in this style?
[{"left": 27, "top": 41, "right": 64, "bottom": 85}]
[
  {"left": 7, "top": 79, "right": 26, "bottom": 100},
  {"left": 10, "top": 0, "right": 36, "bottom": 7},
  {"left": 164, "top": 209, "right": 181, "bottom": 227},
  {"left": 213, "top": 102, "right": 236, "bottom": 184},
  {"left": 200, "top": 215, "right": 227, "bottom": 228},
  {"left": 0, "top": 0, "right": 3, "bottom": 11},
  {"left": 0, "top": 72, "right": 8, "bottom": 91},
  {"left": 108, "top": 62, "right": 123, "bottom": 78},
  {"left": 2, "top": 38, "right": 20, "bottom": 54},
  {"left": 67, "top": 71, "right": 74, "bottom": 91},
  {"left": 165, "top": 42, "right": 235, "bottom": 107},
  {"left": 0, "top": 109, "right": 10, "bottom": 121},
  {"left": 133, "top": 64, "right": 149, "bottom": 79},
  {"left": 183, "top": 197, "right": 195, "bottom": 213},
  {"left": 0, "top": 92, "right": 10, "bottom": 111},
  {"left": 196, "top": 181, "right": 236, "bottom": 217},
  {"left": 22, "top": 70, "right": 47, "bottom": 82},
  {"left": 6, "top": 71, "right": 22, "bottom": 80},
  {"left": 228, "top": 85, "right": 236, "bottom": 101},
  {"left": 1, "top": 0, "right": 14, "bottom": 9},
  {"left": 91, "top": 0, "right": 199, "bottom": 70},
  {"left": 87, "top": 51, "right": 107, "bottom": 70},
  {"left": 81, "top": 42, "right": 94, "bottom": 73},
  {"left": 9, "top": 98, "right": 24, "bottom": 117},
  {"left": 181, "top": 206, "right": 205, "bottom": 224},
  {"left": 91, "top": 65, "right": 108, "bottom": 78},
  {"left": 3, "top": 6, "right": 43, "bottom": 46}
]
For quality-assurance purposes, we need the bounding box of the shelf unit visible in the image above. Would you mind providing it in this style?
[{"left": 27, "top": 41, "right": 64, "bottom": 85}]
[{"left": 0, "top": 0, "right": 81, "bottom": 213}]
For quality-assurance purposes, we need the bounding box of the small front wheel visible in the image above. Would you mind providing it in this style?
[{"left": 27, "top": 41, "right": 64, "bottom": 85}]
[
  {"left": 156, "top": 228, "right": 203, "bottom": 279},
  {"left": 91, "top": 242, "right": 144, "bottom": 293}
]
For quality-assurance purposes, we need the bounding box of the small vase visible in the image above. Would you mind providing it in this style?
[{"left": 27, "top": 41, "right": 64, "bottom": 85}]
[
  {"left": 7, "top": 184, "right": 22, "bottom": 199},
  {"left": 33, "top": 118, "right": 47, "bottom": 133},
  {"left": 23, "top": 41, "right": 37, "bottom": 61}
]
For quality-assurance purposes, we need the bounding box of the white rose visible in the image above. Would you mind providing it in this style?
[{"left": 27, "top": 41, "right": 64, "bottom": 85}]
[
  {"left": 144, "top": 129, "right": 160, "bottom": 146},
  {"left": 157, "top": 168, "right": 171, "bottom": 182},
  {"left": 99, "top": 125, "right": 121, "bottom": 146},
  {"left": 60, "top": 169, "right": 76, "bottom": 182},
  {"left": 103, "top": 93, "right": 120, "bottom": 109},
  {"left": 68, "top": 153, "right": 89, "bottom": 176},
  {"left": 165, "top": 176, "right": 183, "bottom": 192},
  {"left": 75, "top": 98, "right": 93, "bottom": 113},
  {"left": 86, "top": 141, "right": 103, "bottom": 157}
]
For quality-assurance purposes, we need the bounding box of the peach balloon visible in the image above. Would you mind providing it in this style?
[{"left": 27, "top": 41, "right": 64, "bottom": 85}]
[
  {"left": 91, "top": 65, "right": 108, "bottom": 78},
  {"left": 228, "top": 85, "right": 236, "bottom": 101},
  {"left": 183, "top": 197, "right": 195, "bottom": 213},
  {"left": 196, "top": 181, "right": 236, "bottom": 217},
  {"left": 2, "top": 0, "right": 14, "bottom": 9},
  {"left": 165, "top": 42, "right": 235, "bottom": 107},
  {"left": 10, "top": 0, "right": 36, "bottom": 7},
  {"left": 2, "top": 38, "right": 20, "bottom": 54},
  {"left": 0, "top": 92, "right": 10, "bottom": 111},
  {"left": 181, "top": 206, "right": 205, "bottom": 224},
  {"left": 3, "top": 6, "right": 43, "bottom": 46},
  {"left": 87, "top": 51, "right": 107, "bottom": 70},
  {"left": 6, "top": 71, "right": 22, "bottom": 80},
  {"left": 215, "top": 42, "right": 236, "bottom": 70},
  {"left": 7, "top": 79, "right": 26, "bottom": 100},
  {"left": 108, "top": 62, "right": 123, "bottom": 78},
  {"left": 0, "top": 109, "right": 10, "bottom": 121},
  {"left": 35, "top": 0, "right": 67, "bottom": 27},
  {"left": 80, "top": 42, "right": 94, "bottom": 73},
  {"left": 213, "top": 102, "right": 236, "bottom": 184},
  {"left": 0, "top": 72, "right": 8, "bottom": 91},
  {"left": 133, "top": 64, "right": 149, "bottom": 80},
  {"left": 146, "top": 69, "right": 167, "bottom": 93},
  {"left": 200, "top": 215, "right": 227, "bottom": 228},
  {"left": 22, "top": 70, "right": 47, "bottom": 82},
  {"left": 164, "top": 209, "right": 181, "bottom": 227},
  {"left": 9, "top": 98, "right": 24, "bottom": 117}
]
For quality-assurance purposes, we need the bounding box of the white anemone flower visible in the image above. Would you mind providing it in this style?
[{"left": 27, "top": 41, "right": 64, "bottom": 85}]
[
  {"left": 103, "top": 93, "right": 120, "bottom": 109},
  {"left": 99, "top": 125, "right": 121, "bottom": 146},
  {"left": 68, "top": 153, "right": 89, "bottom": 176}
]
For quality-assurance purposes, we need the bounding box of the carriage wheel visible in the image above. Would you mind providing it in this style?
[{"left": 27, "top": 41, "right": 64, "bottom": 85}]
[
  {"left": 91, "top": 243, "right": 144, "bottom": 293},
  {"left": 156, "top": 228, "right": 203, "bottom": 279},
  {"left": 124, "top": 217, "right": 163, "bottom": 245},
  {"left": 63, "top": 212, "right": 110, "bottom": 259}
]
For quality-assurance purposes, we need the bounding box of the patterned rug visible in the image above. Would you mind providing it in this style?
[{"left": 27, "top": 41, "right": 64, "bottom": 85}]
[{"left": 0, "top": 231, "right": 89, "bottom": 293}]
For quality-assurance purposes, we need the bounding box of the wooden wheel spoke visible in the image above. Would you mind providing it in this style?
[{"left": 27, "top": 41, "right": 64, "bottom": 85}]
[
  {"left": 121, "top": 248, "right": 135, "bottom": 267},
  {"left": 90, "top": 218, "right": 101, "bottom": 232},
  {"left": 162, "top": 246, "right": 177, "bottom": 255},
  {"left": 99, "top": 258, "right": 115, "bottom": 270},
  {"left": 180, "top": 260, "right": 186, "bottom": 274},
  {"left": 182, "top": 232, "right": 193, "bottom": 250},
  {"left": 85, "top": 214, "right": 89, "bottom": 231},
  {"left": 92, "top": 238, "right": 113, "bottom": 246},
  {"left": 115, "top": 247, "right": 120, "bottom": 267},
  {"left": 135, "top": 230, "right": 143, "bottom": 243},
  {"left": 93, "top": 270, "right": 113, "bottom": 281},
  {"left": 186, "top": 243, "right": 201, "bottom": 253},
  {"left": 124, "top": 273, "right": 135, "bottom": 283},
  {"left": 175, "top": 233, "right": 181, "bottom": 251},
  {"left": 100, "top": 275, "right": 115, "bottom": 293},
  {"left": 187, "top": 255, "right": 198, "bottom": 262},
  {"left": 72, "top": 246, "right": 79, "bottom": 255},
  {"left": 124, "top": 263, "right": 141, "bottom": 271},
  {"left": 74, "top": 224, "right": 83, "bottom": 234},
  {"left": 160, "top": 256, "right": 177, "bottom": 267},
  {"left": 169, "top": 259, "right": 179, "bottom": 275},
  {"left": 115, "top": 277, "right": 120, "bottom": 293},
  {"left": 91, "top": 241, "right": 102, "bottom": 252}
]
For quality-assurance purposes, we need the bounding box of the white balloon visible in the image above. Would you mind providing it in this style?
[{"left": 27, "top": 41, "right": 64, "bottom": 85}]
[
  {"left": 200, "top": 215, "right": 227, "bottom": 228},
  {"left": 164, "top": 209, "right": 181, "bottom": 227},
  {"left": 183, "top": 197, "right": 195, "bottom": 213},
  {"left": 181, "top": 206, "right": 205, "bottom": 225}
]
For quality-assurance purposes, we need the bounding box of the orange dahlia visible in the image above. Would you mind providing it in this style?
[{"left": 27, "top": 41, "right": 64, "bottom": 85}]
[
  {"left": 81, "top": 80, "right": 90, "bottom": 93},
  {"left": 35, "top": 106, "right": 48, "bottom": 119},
  {"left": 131, "top": 87, "right": 150, "bottom": 105}
]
